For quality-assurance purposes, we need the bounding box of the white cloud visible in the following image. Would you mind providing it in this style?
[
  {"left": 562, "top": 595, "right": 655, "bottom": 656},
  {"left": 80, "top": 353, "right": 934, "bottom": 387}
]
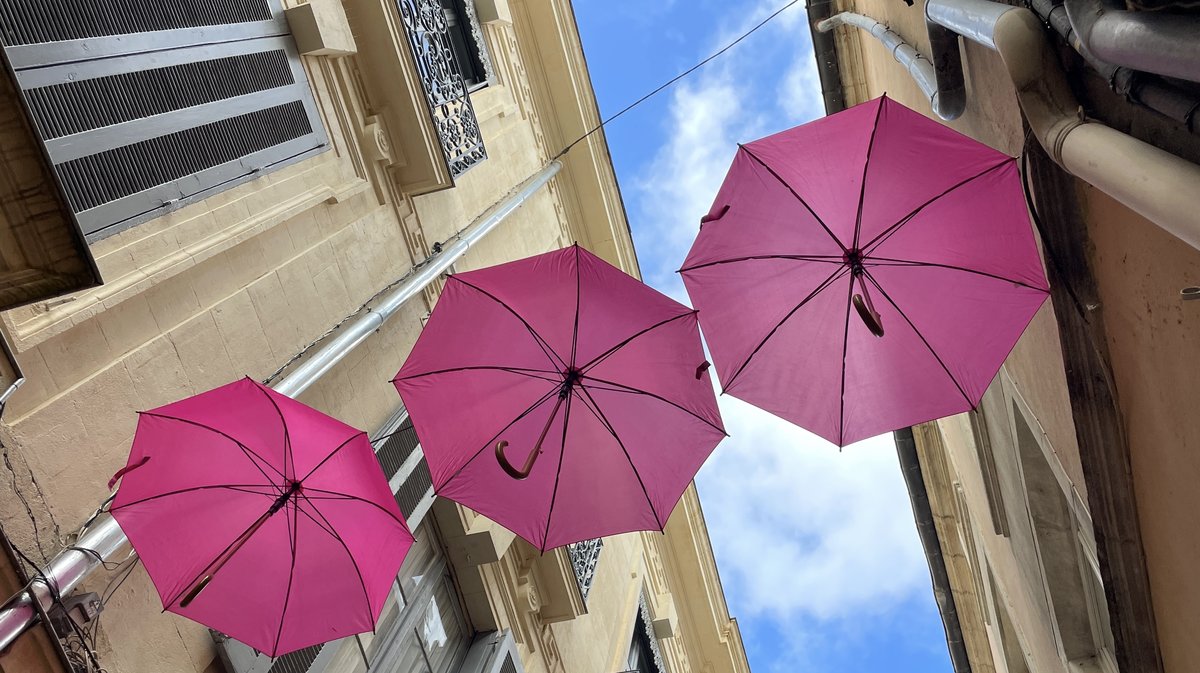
[
  {"left": 696, "top": 399, "right": 928, "bottom": 621},
  {"left": 627, "top": 0, "right": 933, "bottom": 630}
]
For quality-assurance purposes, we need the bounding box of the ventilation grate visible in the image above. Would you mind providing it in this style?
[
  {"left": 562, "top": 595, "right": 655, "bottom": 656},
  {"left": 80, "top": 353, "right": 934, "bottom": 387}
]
[
  {"left": 57, "top": 100, "right": 311, "bottom": 214},
  {"left": 0, "top": 0, "right": 273, "bottom": 46},
  {"left": 267, "top": 643, "right": 322, "bottom": 673},
  {"left": 500, "top": 653, "right": 519, "bottom": 673},
  {"left": 395, "top": 459, "right": 433, "bottom": 519},
  {"left": 376, "top": 418, "right": 421, "bottom": 480},
  {"left": 26, "top": 50, "right": 294, "bottom": 139}
]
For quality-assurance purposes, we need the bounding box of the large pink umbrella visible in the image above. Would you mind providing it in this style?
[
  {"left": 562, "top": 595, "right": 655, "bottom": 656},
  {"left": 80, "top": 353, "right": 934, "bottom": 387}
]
[
  {"left": 109, "top": 377, "right": 413, "bottom": 656},
  {"left": 680, "top": 96, "right": 1049, "bottom": 447},
  {"left": 393, "top": 245, "right": 726, "bottom": 551}
]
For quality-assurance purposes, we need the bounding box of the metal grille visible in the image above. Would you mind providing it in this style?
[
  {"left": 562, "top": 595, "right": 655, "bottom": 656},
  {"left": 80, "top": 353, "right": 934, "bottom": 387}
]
[
  {"left": 395, "top": 459, "right": 434, "bottom": 519},
  {"left": 26, "top": 49, "right": 294, "bottom": 139},
  {"left": 376, "top": 418, "right": 421, "bottom": 480},
  {"left": 57, "top": 101, "right": 311, "bottom": 213},
  {"left": 0, "top": 0, "right": 272, "bottom": 45},
  {"left": 500, "top": 653, "right": 518, "bottom": 673},
  {"left": 566, "top": 538, "right": 603, "bottom": 604},
  {"left": 267, "top": 643, "right": 322, "bottom": 673},
  {"left": 396, "top": 0, "right": 486, "bottom": 178}
]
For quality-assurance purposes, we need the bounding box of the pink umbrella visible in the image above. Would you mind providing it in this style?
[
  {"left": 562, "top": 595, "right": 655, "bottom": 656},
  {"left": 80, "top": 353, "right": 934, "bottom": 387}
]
[
  {"left": 393, "top": 245, "right": 725, "bottom": 551},
  {"left": 109, "top": 377, "right": 413, "bottom": 656},
  {"left": 680, "top": 96, "right": 1049, "bottom": 447}
]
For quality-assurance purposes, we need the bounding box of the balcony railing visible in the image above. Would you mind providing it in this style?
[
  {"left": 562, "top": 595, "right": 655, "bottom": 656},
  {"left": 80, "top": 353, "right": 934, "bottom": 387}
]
[
  {"left": 396, "top": 0, "right": 487, "bottom": 178},
  {"left": 566, "top": 538, "right": 603, "bottom": 604}
]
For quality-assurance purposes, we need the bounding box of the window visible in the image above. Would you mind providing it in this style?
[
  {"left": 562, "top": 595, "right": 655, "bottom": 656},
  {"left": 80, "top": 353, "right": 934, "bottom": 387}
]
[
  {"left": 0, "top": 0, "right": 328, "bottom": 240},
  {"left": 441, "top": 0, "right": 490, "bottom": 89},
  {"left": 623, "top": 596, "right": 665, "bottom": 673}
]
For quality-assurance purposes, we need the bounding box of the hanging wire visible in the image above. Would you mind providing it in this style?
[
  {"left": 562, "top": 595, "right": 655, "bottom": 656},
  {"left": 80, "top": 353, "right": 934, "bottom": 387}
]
[{"left": 553, "top": 0, "right": 804, "bottom": 160}]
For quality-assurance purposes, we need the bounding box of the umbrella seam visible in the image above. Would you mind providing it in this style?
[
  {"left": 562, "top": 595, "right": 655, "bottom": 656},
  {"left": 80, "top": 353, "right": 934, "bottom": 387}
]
[
  {"left": 451, "top": 277, "right": 569, "bottom": 372},
  {"left": 579, "top": 374, "right": 727, "bottom": 435},
  {"left": 678, "top": 255, "right": 845, "bottom": 274},
  {"left": 436, "top": 386, "right": 563, "bottom": 487},
  {"left": 297, "top": 432, "right": 369, "bottom": 484},
  {"left": 252, "top": 381, "right": 295, "bottom": 483},
  {"left": 573, "top": 386, "right": 664, "bottom": 533},
  {"left": 139, "top": 412, "right": 285, "bottom": 484},
  {"left": 539, "top": 389, "right": 574, "bottom": 552},
  {"left": 836, "top": 273, "right": 856, "bottom": 447},
  {"left": 578, "top": 311, "right": 696, "bottom": 374},
  {"left": 269, "top": 499, "right": 300, "bottom": 657},
  {"left": 862, "top": 271, "right": 974, "bottom": 408},
  {"left": 571, "top": 244, "right": 581, "bottom": 368},
  {"left": 851, "top": 98, "right": 886, "bottom": 252},
  {"left": 865, "top": 257, "right": 1049, "bottom": 292},
  {"left": 294, "top": 487, "right": 410, "bottom": 528},
  {"left": 393, "top": 365, "right": 561, "bottom": 384},
  {"left": 722, "top": 266, "right": 851, "bottom": 391},
  {"left": 860, "top": 158, "right": 1016, "bottom": 255},
  {"left": 294, "top": 496, "right": 377, "bottom": 635},
  {"left": 739, "top": 145, "right": 848, "bottom": 254},
  {"left": 110, "top": 484, "right": 278, "bottom": 512}
]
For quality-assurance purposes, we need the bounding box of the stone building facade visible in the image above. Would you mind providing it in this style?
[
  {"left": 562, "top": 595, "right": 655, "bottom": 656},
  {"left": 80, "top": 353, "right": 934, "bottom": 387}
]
[
  {"left": 813, "top": 1, "right": 1200, "bottom": 672},
  {"left": 0, "top": 2, "right": 751, "bottom": 673}
]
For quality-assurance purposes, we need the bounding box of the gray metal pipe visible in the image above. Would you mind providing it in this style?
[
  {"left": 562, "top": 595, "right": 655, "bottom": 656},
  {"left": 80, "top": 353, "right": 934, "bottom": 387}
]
[
  {"left": 0, "top": 160, "right": 562, "bottom": 652},
  {"left": 1065, "top": 0, "right": 1200, "bottom": 85},
  {"left": 927, "top": 0, "right": 1200, "bottom": 251},
  {"left": 818, "top": 12, "right": 964, "bottom": 121}
]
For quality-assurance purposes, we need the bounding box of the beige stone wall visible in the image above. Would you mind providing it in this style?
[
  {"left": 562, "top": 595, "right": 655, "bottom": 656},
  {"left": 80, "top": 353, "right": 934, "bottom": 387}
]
[
  {"left": 825, "top": 0, "right": 1200, "bottom": 671},
  {"left": 0, "top": 2, "right": 746, "bottom": 673}
]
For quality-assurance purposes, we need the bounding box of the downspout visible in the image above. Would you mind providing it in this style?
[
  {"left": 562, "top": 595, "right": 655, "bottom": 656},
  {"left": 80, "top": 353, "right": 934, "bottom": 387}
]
[
  {"left": 808, "top": 0, "right": 846, "bottom": 116},
  {"left": 1063, "top": 0, "right": 1200, "bottom": 85},
  {"left": 818, "top": 13, "right": 965, "bottom": 120},
  {"left": 926, "top": 0, "right": 1200, "bottom": 251},
  {"left": 0, "top": 160, "right": 563, "bottom": 652},
  {"left": 1027, "top": 0, "right": 1199, "bottom": 133},
  {"left": 895, "top": 428, "right": 972, "bottom": 673}
]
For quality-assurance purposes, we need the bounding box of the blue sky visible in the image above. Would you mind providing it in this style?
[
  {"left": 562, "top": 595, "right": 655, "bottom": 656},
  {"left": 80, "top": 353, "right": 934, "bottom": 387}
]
[{"left": 572, "top": 2, "right": 954, "bottom": 672}]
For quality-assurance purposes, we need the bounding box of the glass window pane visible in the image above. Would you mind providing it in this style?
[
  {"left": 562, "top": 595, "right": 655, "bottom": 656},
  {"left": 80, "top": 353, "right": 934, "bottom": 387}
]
[
  {"left": 398, "top": 521, "right": 439, "bottom": 601},
  {"left": 418, "top": 575, "right": 470, "bottom": 673}
]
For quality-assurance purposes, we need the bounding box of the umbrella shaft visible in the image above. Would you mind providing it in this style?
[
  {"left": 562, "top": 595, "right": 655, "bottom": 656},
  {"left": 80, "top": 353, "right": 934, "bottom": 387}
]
[
  {"left": 496, "top": 392, "right": 567, "bottom": 480},
  {"left": 179, "top": 506, "right": 276, "bottom": 608}
]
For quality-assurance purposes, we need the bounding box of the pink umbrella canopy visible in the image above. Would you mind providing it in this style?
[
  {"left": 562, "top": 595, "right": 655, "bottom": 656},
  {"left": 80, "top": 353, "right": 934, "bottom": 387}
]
[
  {"left": 680, "top": 96, "right": 1050, "bottom": 447},
  {"left": 393, "top": 245, "right": 726, "bottom": 551},
  {"left": 110, "top": 378, "right": 414, "bottom": 656}
]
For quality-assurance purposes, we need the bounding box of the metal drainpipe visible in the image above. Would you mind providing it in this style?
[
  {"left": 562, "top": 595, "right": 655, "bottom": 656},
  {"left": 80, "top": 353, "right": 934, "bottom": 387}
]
[
  {"left": 1027, "top": 0, "right": 1199, "bottom": 134},
  {"left": 809, "top": 0, "right": 847, "bottom": 115},
  {"left": 895, "top": 427, "right": 972, "bottom": 673},
  {"left": 0, "top": 160, "right": 563, "bottom": 653},
  {"left": 927, "top": 0, "right": 1200, "bottom": 251},
  {"left": 1063, "top": 0, "right": 1200, "bottom": 85},
  {"left": 818, "top": 12, "right": 965, "bottom": 121}
]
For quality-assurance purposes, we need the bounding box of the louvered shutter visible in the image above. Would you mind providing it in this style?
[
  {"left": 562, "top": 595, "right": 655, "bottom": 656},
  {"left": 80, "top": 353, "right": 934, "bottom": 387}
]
[
  {"left": 0, "top": 0, "right": 328, "bottom": 240},
  {"left": 374, "top": 409, "right": 436, "bottom": 529}
]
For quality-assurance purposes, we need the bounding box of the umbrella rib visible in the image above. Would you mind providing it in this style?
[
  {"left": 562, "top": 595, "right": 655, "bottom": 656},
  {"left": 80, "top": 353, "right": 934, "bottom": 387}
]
[
  {"left": 573, "top": 386, "right": 663, "bottom": 532},
  {"left": 110, "top": 484, "right": 278, "bottom": 512},
  {"left": 739, "top": 145, "right": 848, "bottom": 254},
  {"left": 393, "top": 365, "right": 561, "bottom": 384},
  {"left": 723, "top": 266, "right": 851, "bottom": 391},
  {"left": 678, "top": 255, "right": 845, "bottom": 273},
  {"left": 836, "top": 272, "right": 855, "bottom": 447},
  {"left": 297, "top": 431, "right": 369, "bottom": 483},
  {"left": 578, "top": 374, "right": 726, "bottom": 436},
  {"left": 570, "top": 244, "right": 581, "bottom": 368},
  {"left": 859, "top": 158, "right": 1015, "bottom": 255},
  {"left": 270, "top": 500, "right": 300, "bottom": 657},
  {"left": 438, "top": 386, "right": 563, "bottom": 487},
  {"left": 579, "top": 311, "right": 695, "bottom": 374},
  {"left": 851, "top": 99, "right": 886, "bottom": 252},
  {"left": 296, "top": 487, "right": 410, "bottom": 528},
  {"left": 862, "top": 271, "right": 974, "bottom": 408},
  {"left": 451, "top": 277, "right": 569, "bottom": 372},
  {"left": 539, "top": 391, "right": 574, "bottom": 552},
  {"left": 140, "top": 412, "right": 285, "bottom": 483},
  {"left": 865, "top": 257, "right": 1049, "bottom": 292},
  {"left": 252, "top": 381, "right": 295, "bottom": 483},
  {"left": 294, "top": 496, "right": 375, "bottom": 634}
]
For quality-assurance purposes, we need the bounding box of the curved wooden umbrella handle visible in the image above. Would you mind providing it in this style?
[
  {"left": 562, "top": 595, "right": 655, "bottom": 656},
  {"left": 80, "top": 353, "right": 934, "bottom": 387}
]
[
  {"left": 852, "top": 294, "right": 885, "bottom": 338},
  {"left": 495, "top": 391, "right": 568, "bottom": 480}
]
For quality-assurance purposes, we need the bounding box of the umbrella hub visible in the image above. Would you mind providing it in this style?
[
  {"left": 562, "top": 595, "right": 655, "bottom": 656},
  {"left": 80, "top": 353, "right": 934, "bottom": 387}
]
[
  {"left": 843, "top": 248, "right": 866, "bottom": 274},
  {"left": 559, "top": 367, "right": 583, "bottom": 398},
  {"left": 269, "top": 480, "right": 303, "bottom": 515}
]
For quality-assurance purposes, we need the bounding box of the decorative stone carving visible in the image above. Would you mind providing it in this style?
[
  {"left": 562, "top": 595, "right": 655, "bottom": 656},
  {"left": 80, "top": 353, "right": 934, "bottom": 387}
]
[{"left": 360, "top": 116, "right": 393, "bottom": 164}]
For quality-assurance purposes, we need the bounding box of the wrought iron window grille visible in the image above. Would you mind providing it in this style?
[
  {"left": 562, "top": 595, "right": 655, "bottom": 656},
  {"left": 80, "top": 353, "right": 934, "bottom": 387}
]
[
  {"left": 396, "top": 0, "right": 488, "bottom": 179},
  {"left": 566, "top": 538, "right": 603, "bottom": 604}
]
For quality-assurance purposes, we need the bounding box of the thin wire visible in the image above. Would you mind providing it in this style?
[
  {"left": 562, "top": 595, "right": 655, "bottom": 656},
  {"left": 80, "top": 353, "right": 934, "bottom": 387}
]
[{"left": 553, "top": 0, "right": 804, "bottom": 160}]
